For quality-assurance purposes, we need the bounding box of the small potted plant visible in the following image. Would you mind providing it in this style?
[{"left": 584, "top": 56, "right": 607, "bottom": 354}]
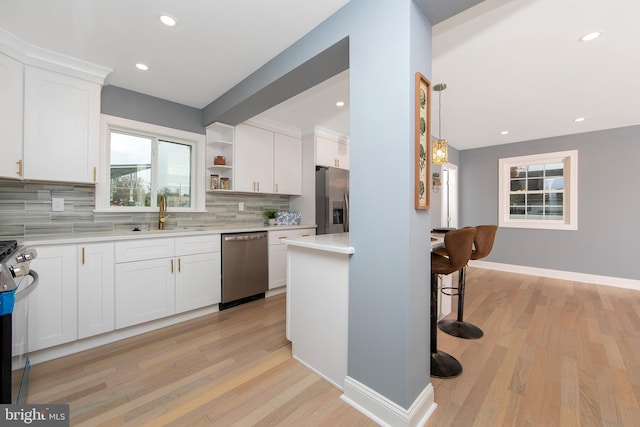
[{"left": 264, "top": 209, "right": 278, "bottom": 226}]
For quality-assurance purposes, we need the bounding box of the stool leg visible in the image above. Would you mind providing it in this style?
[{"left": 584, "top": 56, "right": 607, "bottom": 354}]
[
  {"left": 437, "top": 267, "right": 484, "bottom": 339},
  {"left": 430, "top": 273, "right": 462, "bottom": 378},
  {"left": 456, "top": 266, "right": 466, "bottom": 322}
]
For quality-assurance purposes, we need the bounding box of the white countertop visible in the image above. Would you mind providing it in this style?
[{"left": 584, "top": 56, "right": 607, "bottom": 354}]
[
  {"left": 431, "top": 232, "right": 445, "bottom": 248},
  {"left": 283, "top": 232, "right": 354, "bottom": 255},
  {"left": 20, "top": 224, "right": 317, "bottom": 246}
]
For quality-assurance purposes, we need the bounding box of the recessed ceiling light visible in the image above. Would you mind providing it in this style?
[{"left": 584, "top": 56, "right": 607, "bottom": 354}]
[
  {"left": 160, "top": 15, "right": 176, "bottom": 27},
  {"left": 136, "top": 63, "right": 149, "bottom": 71},
  {"left": 579, "top": 31, "right": 602, "bottom": 42},
  {"left": 336, "top": 101, "right": 345, "bottom": 107},
  {"left": 574, "top": 117, "right": 585, "bottom": 122},
  {"left": 500, "top": 130, "right": 509, "bottom": 135}
]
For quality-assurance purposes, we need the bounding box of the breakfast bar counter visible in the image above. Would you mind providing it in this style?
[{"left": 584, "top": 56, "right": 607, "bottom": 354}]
[{"left": 283, "top": 232, "right": 352, "bottom": 390}]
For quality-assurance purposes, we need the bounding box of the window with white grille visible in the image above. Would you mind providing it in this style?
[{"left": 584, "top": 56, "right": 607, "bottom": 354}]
[{"left": 498, "top": 150, "right": 578, "bottom": 230}]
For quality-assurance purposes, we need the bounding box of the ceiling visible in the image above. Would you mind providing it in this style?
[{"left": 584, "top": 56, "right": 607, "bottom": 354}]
[
  {"left": 0, "top": 0, "right": 350, "bottom": 108},
  {"left": 2, "top": 0, "right": 639, "bottom": 150}
]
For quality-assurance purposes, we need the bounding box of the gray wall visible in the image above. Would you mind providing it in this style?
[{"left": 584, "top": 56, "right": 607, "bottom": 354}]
[
  {"left": 102, "top": 85, "right": 205, "bottom": 135},
  {"left": 459, "top": 124, "right": 640, "bottom": 280},
  {"left": 199, "top": 0, "right": 437, "bottom": 409}
]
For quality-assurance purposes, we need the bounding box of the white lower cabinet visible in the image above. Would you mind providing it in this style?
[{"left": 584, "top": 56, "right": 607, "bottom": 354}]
[
  {"left": 175, "top": 235, "right": 221, "bottom": 313},
  {"left": 268, "top": 228, "right": 315, "bottom": 290},
  {"left": 115, "top": 235, "right": 221, "bottom": 328},
  {"left": 78, "top": 242, "right": 115, "bottom": 339},
  {"left": 28, "top": 245, "right": 78, "bottom": 352},
  {"left": 115, "top": 257, "right": 176, "bottom": 329}
]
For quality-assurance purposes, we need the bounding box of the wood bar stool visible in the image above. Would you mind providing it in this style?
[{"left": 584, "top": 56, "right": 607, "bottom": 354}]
[
  {"left": 436, "top": 225, "right": 498, "bottom": 339},
  {"left": 430, "top": 227, "right": 476, "bottom": 378}
]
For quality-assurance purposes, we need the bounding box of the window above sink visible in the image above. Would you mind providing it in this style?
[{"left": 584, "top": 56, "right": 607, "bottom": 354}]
[{"left": 95, "top": 115, "right": 206, "bottom": 213}]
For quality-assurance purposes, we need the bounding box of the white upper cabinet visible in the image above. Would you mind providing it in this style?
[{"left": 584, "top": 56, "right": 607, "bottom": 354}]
[
  {"left": 0, "top": 52, "right": 24, "bottom": 179},
  {"left": 234, "top": 122, "right": 302, "bottom": 195},
  {"left": 274, "top": 132, "right": 302, "bottom": 195},
  {"left": 23, "top": 66, "right": 101, "bottom": 184},
  {"left": 316, "top": 134, "right": 349, "bottom": 170},
  {"left": 234, "top": 123, "right": 274, "bottom": 193}
]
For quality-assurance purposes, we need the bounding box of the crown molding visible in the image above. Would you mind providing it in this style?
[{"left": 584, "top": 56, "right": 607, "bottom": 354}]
[{"left": 0, "top": 27, "right": 111, "bottom": 84}]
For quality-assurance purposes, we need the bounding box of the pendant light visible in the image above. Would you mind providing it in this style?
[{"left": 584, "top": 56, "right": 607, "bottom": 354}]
[{"left": 432, "top": 83, "right": 449, "bottom": 165}]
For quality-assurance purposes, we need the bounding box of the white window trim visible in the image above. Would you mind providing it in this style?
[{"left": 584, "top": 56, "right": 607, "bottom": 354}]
[
  {"left": 96, "top": 114, "right": 206, "bottom": 213},
  {"left": 498, "top": 150, "right": 578, "bottom": 230}
]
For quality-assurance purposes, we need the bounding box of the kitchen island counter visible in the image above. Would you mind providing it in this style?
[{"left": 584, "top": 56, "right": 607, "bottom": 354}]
[
  {"left": 285, "top": 232, "right": 451, "bottom": 392},
  {"left": 282, "top": 232, "right": 354, "bottom": 254}
]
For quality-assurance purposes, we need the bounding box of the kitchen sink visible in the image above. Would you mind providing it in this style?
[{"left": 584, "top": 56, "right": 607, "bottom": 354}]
[{"left": 129, "top": 227, "right": 207, "bottom": 233}]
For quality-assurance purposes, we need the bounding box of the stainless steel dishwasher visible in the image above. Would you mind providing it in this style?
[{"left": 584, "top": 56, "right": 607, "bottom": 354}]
[{"left": 220, "top": 231, "right": 268, "bottom": 310}]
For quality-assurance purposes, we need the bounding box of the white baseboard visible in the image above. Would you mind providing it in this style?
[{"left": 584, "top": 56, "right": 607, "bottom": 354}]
[
  {"left": 16, "top": 304, "right": 221, "bottom": 367},
  {"left": 471, "top": 260, "right": 640, "bottom": 291},
  {"left": 341, "top": 376, "right": 437, "bottom": 427},
  {"left": 266, "top": 286, "right": 286, "bottom": 298}
]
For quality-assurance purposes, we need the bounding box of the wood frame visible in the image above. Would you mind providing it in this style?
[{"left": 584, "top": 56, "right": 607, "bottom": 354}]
[{"left": 415, "top": 72, "right": 431, "bottom": 209}]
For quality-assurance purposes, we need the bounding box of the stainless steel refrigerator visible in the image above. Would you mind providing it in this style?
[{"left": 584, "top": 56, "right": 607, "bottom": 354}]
[{"left": 316, "top": 166, "right": 349, "bottom": 235}]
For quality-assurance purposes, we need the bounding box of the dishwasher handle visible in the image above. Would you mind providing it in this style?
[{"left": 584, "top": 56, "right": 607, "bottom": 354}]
[{"left": 224, "top": 233, "right": 266, "bottom": 242}]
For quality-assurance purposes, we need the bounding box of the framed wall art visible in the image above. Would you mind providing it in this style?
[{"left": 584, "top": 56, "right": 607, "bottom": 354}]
[{"left": 415, "top": 72, "right": 431, "bottom": 209}]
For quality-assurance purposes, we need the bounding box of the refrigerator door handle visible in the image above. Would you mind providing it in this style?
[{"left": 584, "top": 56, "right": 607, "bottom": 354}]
[{"left": 344, "top": 193, "right": 349, "bottom": 232}]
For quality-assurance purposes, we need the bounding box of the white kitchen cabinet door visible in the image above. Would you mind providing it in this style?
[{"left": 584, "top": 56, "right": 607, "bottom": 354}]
[
  {"left": 0, "top": 52, "right": 24, "bottom": 180},
  {"left": 78, "top": 242, "right": 115, "bottom": 339},
  {"left": 316, "top": 135, "right": 349, "bottom": 170},
  {"left": 234, "top": 123, "right": 274, "bottom": 193},
  {"left": 269, "top": 244, "right": 288, "bottom": 289},
  {"left": 175, "top": 252, "right": 221, "bottom": 313},
  {"left": 28, "top": 245, "right": 78, "bottom": 352},
  {"left": 115, "top": 258, "right": 175, "bottom": 329},
  {"left": 268, "top": 228, "right": 315, "bottom": 290},
  {"left": 23, "top": 66, "right": 100, "bottom": 184},
  {"left": 273, "top": 133, "right": 302, "bottom": 195}
]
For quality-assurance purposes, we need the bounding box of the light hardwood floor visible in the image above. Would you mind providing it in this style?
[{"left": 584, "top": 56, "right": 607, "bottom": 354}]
[
  {"left": 20, "top": 269, "right": 640, "bottom": 426},
  {"left": 427, "top": 269, "right": 640, "bottom": 427}
]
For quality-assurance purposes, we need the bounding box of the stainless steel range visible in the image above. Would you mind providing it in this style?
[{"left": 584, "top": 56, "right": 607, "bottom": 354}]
[{"left": 0, "top": 240, "right": 38, "bottom": 404}]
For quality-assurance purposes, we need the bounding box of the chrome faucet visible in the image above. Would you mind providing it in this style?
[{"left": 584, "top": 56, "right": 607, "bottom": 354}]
[{"left": 158, "top": 194, "right": 170, "bottom": 230}]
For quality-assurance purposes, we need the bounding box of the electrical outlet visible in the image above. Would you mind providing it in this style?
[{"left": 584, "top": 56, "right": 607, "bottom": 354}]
[
  {"left": 52, "top": 197, "right": 64, "bottom": 212},
  {"left": 238, "top": 202, "right": 245, "bottom": 211}
]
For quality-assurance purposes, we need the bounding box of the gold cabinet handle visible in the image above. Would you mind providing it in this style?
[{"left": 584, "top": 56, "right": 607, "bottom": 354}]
[
  {"left": 257, "top": 181, "right": 260, "bottom": 192},
  {"left": 278, "top": 236, "right": 288, "bottom": 240},
  {"left": 82, "top": 247, "right": 85, "bottom": 265},
  {"left": 93, "top": 166, "right": 97, "bottom": 182},
  {"left": 178, "top": 258, "right": 181, "bottom": 273},
  {"left": 17, "top": 160, "right": 22, "bottom": 177},
  {"left": 171, "top": 259, "right": 174, "bottom": 273}
]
